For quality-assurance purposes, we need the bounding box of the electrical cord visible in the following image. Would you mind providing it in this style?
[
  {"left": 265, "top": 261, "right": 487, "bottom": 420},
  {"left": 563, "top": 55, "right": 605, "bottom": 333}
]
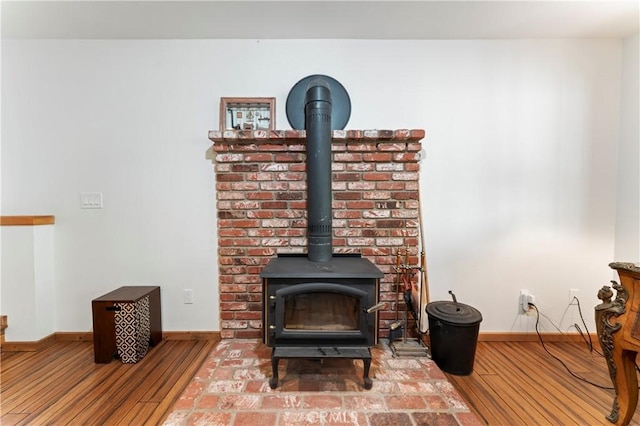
[
  {"left": 534, "top": 297, "right": 639, "bottom": 375},
  {"left": 572, "top": 297, "right": 599, "bottom": 355},
  {"left": 538, "top": 311, "right": 564, "bottom": 333},
  {"left": 529, "top": 298, "right": 591, "bottom": 350},
  {"left": 529, "top": 302, "right": 615, "bottom": 390},
  {"left": 570, "top": 296, "right": 607, "bottom": 358},
  {"left": 571, "top": 297, "right": 639, "bottom": 373}
]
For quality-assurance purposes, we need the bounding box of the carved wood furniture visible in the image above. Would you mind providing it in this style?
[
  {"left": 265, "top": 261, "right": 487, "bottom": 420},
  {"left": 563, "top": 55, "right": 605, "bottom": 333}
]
[
  {"left": 596, "top": 262, "right": 640, "bottom": 425},
  {"left": 92, "top": 286, "right": 162, "bottom": 363}
]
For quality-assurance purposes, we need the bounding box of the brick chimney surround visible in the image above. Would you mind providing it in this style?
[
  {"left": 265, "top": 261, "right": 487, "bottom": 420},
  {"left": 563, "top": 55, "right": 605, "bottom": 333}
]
[{"left": 209, "top": 129, "right": 425, "bottom": 339}]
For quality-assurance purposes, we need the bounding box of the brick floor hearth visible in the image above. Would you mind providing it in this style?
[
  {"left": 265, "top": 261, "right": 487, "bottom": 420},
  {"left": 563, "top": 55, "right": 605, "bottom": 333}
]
[{"left": 163, "top": 339, "right": 482, "bottom": 426}]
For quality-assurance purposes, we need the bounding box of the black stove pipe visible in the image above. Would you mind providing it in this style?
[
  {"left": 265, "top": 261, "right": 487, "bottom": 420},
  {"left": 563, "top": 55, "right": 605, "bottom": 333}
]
[{"left": 305, "top": 78, "right": 333, "bottom": 263}]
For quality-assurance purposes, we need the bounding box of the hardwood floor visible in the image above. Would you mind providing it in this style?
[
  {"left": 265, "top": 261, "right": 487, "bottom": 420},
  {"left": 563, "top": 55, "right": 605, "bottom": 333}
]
[
  {"left": 447, "top": 340, "right": 640, "bottom": 425},
  {"left": 0, "top": 339, "right": 217, "bottom": 425},
  {"left": 1, "top": 338, "right": 638, "bottom": 425}
]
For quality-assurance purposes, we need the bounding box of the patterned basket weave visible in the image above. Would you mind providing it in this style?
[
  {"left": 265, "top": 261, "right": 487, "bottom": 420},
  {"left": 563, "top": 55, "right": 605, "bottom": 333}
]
[{"left": 114, "top": 296, "right": 151, "bottom": 363}]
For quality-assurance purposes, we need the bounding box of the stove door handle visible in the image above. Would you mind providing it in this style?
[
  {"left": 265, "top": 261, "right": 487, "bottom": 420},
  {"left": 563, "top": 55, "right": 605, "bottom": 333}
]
[{"left": 364, "top": 302, "right": 387, "bottom": 314}]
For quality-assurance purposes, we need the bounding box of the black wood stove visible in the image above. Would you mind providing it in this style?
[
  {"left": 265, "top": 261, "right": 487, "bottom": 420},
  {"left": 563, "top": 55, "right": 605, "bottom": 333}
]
[
  {"left": 260, "top": 75, "right": 384, "bottom": 390},
  {"left": 261, "top": 253, "right": 383, "bottom": 389}
]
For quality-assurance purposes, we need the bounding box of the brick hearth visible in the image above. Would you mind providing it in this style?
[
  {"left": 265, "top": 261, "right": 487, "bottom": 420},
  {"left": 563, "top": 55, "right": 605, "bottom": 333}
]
[
  {"left": 162, "top": 339, "right": 482, "bottom": 426},
  {"left": 208, "top": 129, "right": 425, "bottom": 340}
]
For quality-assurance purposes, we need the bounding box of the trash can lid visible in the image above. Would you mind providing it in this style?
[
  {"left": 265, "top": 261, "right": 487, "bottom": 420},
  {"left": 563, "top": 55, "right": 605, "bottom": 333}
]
[{"left": 426, "top": 300, "right": 483, "bottom": 325}]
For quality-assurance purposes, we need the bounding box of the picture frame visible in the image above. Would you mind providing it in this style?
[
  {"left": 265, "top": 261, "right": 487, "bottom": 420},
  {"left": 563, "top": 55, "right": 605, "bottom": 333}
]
[{"left": 219, "top": 97, "right": 275, "bottom": 131}]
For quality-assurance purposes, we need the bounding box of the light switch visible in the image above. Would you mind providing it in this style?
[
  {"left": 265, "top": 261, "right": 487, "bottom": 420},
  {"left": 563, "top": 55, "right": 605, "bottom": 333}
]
[{"left": 80, "top": 192, "right": 103, "bottom": 209}]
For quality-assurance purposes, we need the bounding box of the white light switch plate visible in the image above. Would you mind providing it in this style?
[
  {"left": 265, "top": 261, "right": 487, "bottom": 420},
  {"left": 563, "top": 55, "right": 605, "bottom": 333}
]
[{"left": 80, "top": 192, "right": 103, "bottom": 209}]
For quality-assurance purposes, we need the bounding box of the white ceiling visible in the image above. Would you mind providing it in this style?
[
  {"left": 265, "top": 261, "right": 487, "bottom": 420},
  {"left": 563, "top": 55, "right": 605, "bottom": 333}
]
[{"left": 2, "top": 0, "right": 639, "bottom": 40}]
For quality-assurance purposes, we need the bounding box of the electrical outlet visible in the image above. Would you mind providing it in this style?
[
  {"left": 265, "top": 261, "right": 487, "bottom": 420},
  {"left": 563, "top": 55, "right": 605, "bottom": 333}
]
[
  {"left": 569, "top": 288, "right": 580, "bottom": 304},
  {"left": 519, "top": 290, "right": 535, "bottom": 314},
  {"left": 184, "top": 289, "right": 194, "bottom": 304}
]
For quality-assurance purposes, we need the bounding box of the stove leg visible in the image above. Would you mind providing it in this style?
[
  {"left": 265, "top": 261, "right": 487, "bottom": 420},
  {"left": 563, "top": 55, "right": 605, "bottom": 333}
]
[
  {"left": 270, "top": 353, "right": 280, "bottom": 389},
  {"left": 363, "top": 357, "right": 372, "bottom": 390}
]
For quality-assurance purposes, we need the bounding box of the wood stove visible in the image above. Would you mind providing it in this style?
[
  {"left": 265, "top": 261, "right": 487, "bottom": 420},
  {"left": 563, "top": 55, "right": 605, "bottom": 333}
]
[
  {"left": 260, "top": 75, "right": 385, "bottom": 389},
  {"left": 261, "top": 254, "right": 383, "bottom": 389}
]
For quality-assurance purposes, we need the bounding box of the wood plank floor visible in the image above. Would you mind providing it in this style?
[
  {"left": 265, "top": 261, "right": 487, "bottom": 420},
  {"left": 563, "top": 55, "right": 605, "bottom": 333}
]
[
  {"left": 1, "top": 339, "right": 638, "bottom": 425},
  {"left": 0, "top": 339, "right": 217, "bottom": 426},
  {"left": 446, "top": 341, "right": 640, "bottom": 425}
]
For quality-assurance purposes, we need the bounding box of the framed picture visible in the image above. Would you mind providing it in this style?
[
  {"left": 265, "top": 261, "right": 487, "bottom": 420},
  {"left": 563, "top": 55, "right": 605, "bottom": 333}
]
[{"left": 219, "top": 97, "right": 275, "bottom": 131}]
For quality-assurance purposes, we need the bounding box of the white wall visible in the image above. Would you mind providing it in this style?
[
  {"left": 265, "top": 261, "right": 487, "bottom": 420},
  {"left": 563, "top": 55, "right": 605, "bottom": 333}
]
[
  {"left": 614, "top": 33, "right": 640, "bottom": 263},
  {"left": 1, "top": 39, "right": 626, "bottom": 336},
  {"left": 1, "top": 225, "right": 55, "bottom": 341}
]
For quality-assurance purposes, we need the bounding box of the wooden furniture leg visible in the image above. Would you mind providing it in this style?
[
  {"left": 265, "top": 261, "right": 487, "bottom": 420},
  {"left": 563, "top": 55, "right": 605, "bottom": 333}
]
[
  {"left": 596, "top": 263, "right": 640, "bottom": 426},
  {"left": 611, "top": 348, "right": 639, "bottom": 425}
]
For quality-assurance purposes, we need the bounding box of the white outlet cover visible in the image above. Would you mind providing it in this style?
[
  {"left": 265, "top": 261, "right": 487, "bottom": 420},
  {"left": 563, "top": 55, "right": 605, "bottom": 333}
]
[{"left": 184, "top": 289, "right": 194, "bottom": 304}]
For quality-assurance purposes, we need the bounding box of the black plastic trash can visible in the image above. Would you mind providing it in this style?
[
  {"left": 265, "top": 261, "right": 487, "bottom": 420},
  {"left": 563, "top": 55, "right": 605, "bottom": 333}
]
[{"left": 426, "top": 292, "right": 482, "bottom": 375}]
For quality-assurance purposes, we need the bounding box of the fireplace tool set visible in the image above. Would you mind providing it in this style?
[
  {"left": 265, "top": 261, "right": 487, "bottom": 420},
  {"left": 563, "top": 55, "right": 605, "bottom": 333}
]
[{"left": 389, "top": 247, "right": 430, "bottom": 357}]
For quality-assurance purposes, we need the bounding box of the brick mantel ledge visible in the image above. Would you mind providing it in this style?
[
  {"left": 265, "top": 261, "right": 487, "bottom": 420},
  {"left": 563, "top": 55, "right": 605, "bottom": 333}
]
[{"left": 208, "top": 129, "right": 425, "bottom": 143}]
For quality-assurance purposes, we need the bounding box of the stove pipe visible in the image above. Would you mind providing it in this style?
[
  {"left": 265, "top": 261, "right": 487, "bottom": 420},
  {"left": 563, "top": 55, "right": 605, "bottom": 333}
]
[{"left": 305, "top": 78, "right": 333, "bottom": 263}]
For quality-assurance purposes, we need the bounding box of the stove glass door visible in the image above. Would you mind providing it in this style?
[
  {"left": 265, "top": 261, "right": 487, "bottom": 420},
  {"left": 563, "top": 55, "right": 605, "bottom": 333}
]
[
  {"left": 269, "top": 281, "right": 376, "bottom": 346},
  {"left": 284, "top": 291, "right": 360, "bottom": 331}
]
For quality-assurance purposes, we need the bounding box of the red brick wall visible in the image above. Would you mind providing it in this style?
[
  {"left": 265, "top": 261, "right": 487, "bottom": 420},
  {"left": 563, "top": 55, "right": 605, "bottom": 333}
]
[{"left": 209, "top": 129, "right": 425, "bottom": 339}]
